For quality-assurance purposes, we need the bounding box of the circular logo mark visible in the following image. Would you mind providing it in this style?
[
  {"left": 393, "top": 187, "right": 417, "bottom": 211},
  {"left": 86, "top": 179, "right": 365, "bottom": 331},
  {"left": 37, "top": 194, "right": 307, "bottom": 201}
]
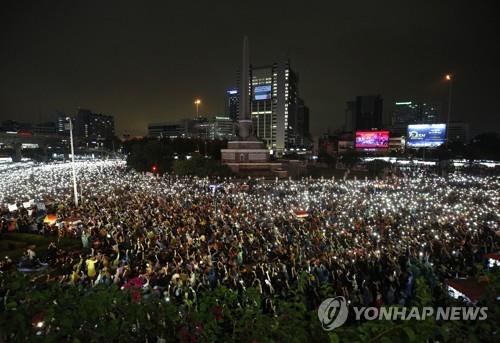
[{"left": 318, "top": 296, "right": 348, "bottom": 331}]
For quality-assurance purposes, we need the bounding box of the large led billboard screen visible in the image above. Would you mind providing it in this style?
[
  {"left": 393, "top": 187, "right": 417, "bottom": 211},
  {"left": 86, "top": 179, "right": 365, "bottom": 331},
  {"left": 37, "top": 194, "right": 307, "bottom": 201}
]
[
  {"left": 407, "top": 124, "right": 446, "bottom": 148},
  {"left": 253, "top": 85, "right": 271, "bottom": 101},
  {"left": 355, "top": 131, "right": 389, "bottom": 149}
]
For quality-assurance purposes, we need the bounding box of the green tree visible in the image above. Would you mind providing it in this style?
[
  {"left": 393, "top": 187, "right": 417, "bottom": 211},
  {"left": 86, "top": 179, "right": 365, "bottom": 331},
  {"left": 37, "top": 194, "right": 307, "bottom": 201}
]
[{"left": 172, "top": 157, "right": 232, "bottom": 177}]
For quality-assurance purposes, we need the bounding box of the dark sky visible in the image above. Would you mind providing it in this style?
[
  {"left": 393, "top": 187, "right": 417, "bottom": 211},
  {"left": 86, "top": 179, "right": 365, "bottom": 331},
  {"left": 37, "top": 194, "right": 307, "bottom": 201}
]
[{"left": 1, "top": 0, "right": 499, "bottom": 137}]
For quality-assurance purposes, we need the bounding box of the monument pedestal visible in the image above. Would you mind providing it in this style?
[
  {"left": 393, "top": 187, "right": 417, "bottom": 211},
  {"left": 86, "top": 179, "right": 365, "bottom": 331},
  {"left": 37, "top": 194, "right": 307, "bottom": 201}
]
[{"left": 221, "top": 140, "right": 283, "bottom": 176}]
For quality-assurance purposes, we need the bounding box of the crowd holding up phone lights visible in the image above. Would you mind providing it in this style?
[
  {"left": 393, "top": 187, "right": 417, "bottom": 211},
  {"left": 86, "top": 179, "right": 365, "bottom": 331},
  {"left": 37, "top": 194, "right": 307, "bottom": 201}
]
[{"left": 0, "top": 159, "right": 499, "bottom": 311}]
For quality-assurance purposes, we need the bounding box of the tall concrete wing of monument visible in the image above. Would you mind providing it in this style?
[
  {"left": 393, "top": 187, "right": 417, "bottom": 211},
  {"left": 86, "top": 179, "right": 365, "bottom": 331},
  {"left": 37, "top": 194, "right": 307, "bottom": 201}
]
[{"left": 237, "top": 36, "right": 252, "bottom": 139}]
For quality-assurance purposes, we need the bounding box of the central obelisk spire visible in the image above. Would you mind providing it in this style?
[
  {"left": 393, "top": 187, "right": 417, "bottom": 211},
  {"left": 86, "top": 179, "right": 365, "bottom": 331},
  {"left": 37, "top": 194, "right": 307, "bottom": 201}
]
[
  {"left": 238, "top": 36, "right": 252, "bottom": 140},
  {"left": 220, "top": 36, "right": 273, "bottom": 172}
]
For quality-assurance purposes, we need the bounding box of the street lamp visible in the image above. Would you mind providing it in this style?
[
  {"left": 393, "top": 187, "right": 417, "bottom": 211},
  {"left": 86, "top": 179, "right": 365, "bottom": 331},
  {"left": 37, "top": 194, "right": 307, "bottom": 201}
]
[
  {"left": 445, "top": 74, "right": 453, "bottom": 147},
  {"left": 66, "top": 117, "right": 78, "bottom": 206},
  {"left": 194, "top": 99, "right": 201, "bottom": 117}
]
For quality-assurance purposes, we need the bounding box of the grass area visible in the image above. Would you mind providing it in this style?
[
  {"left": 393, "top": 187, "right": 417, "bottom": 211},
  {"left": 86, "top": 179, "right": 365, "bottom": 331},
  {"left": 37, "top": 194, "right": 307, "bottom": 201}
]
[{"left": 0, "top": 233, "right": 81, "bottom": 260}]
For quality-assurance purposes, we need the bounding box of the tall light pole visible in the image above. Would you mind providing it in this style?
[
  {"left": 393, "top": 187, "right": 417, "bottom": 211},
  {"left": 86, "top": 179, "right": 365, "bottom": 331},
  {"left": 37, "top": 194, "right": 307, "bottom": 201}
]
[
  {"left": 445, "top": 74, "right": 453, "bottom": 147},
  {"left": 194, "top": 99, "right": 201, "bottom": 117},
  {"left": 66, "top": 117, "right": 79, "bottom": 206}
]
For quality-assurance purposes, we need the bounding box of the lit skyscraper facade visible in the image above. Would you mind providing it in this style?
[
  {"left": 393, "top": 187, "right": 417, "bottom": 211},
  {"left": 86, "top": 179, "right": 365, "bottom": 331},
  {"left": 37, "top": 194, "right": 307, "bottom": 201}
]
[
  {"left": 391, "top": 101, "right": 442, "bottom": 136},
  {"left": 230, "top": 60, "right": 310, "bottom": 153},
  {"left": 392, "top": 101, "right": 442, "bottom": 126},
  {"left": 392, "top": 101, "right": 420, "bottom": 126},
  {"left": 249, "top": 65, "right": 278, "bottom": 150},
  {"left": 74, "top": 108, "right": 115, "bottom": 146},
  {"left": 225, "top": 90, "right": 239, "bottom": 122},
  {"left": 233, "top": 61, "right": 308, "bottom": 153},
  {"left": 208, "top": 116, "right": 233, "bottom": 140},
  {"left": 57, "top": 114, "right": 69, "bottom": 135}
]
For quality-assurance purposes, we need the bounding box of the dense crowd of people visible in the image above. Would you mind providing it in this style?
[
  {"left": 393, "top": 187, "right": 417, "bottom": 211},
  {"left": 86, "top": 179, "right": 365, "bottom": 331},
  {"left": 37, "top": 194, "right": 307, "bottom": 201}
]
[{"left": 1, "top": 160, "right": 499, "bottom": 312}]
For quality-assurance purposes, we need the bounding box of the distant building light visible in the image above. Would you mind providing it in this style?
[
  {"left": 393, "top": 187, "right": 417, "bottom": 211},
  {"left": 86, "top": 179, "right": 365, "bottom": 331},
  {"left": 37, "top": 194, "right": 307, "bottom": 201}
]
[
  {"left": 227, "top": 90, "right": 238, "bottom": 94},
  {"left": 395, "top": 102, "right": 412, "bottom": 105}
]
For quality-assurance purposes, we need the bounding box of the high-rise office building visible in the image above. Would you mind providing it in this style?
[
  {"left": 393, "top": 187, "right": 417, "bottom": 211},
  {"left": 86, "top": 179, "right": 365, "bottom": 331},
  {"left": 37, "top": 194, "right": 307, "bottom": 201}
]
[
  {"left": 390, "top": 101, "right": 442, "bottom": 136},
  {"left": 345, "top": 101, "right": 356, "bottom": 132},
  {"left": 421, "top": 102, "right": 442, "bottom": 123},
  {"left": 392, "top": 101, "right": 421, "bottom": 126},
  {"left": 183, "top": 117, "right": 210, "bottom": 139},
  {"left": 288, "top": 98, "right": 310, "bottom": 147},
  {"left": 208, "top": 116, "right": 233, "bottom": 140},
  {"left": 234, "top": 60, "right": 309, "bottom": 153},
  {"left": 392, "top": 101, "right": 441, "bottom": 126},
  {"left": 33, "top": 122, "right": 56, "bottom": 134},
  {"left": 354, "top": 95, "right": 383, "bottom": 130},
  {"left": 225, "top": 90, "right": 239, "bottom": 122},
  {"left": 57, "top": 114, "right": 70, "bottom": 135},
  {"left": 148, "top": 122, "right": 183, "bottom": 138},
  {"left": 250, "top": 64, "right": 282, "bottom": 151},
  {"left": 74, "top": 108, "right": 115, "bottom": 145},
  {"left": 448, "top": 121, "right": 470, "bottom": 144}
]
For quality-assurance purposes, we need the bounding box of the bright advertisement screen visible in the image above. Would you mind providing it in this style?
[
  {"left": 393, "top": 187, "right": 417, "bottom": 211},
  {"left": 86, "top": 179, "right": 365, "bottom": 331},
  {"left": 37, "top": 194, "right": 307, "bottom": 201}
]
[
  {"left": 355, "top": 131, "right": 389, "bottom": 149},
  {"left": 253, "top": 85, "right": 271, "bottom": 101},
  {"left": 407, "top": 124, "right": 446, "bottom": 148}
]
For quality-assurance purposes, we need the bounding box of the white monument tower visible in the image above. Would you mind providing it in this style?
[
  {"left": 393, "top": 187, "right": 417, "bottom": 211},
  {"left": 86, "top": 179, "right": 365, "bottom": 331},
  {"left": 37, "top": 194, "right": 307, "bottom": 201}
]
[{"left": 237, "top": 36, "right": 252, "bottom": 140}]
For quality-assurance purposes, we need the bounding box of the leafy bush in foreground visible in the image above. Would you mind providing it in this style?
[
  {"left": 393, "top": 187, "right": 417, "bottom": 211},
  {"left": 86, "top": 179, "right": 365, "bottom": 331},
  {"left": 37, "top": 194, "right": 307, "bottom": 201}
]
[{"left": 0, "top": 270, "right": 498, "bottom": 342}]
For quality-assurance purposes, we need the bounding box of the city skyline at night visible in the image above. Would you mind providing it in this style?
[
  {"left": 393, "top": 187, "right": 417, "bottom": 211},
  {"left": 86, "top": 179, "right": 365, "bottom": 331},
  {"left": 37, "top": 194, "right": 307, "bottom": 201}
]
[{"left": 1, "top": 1, "right": 498, "bottom": 138}]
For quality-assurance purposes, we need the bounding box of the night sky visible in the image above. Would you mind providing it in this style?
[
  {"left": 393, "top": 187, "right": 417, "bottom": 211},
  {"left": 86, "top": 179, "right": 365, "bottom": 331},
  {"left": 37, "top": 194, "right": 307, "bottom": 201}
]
[{"left": 1, "top": 0, "right": 499, "bottom": 137}]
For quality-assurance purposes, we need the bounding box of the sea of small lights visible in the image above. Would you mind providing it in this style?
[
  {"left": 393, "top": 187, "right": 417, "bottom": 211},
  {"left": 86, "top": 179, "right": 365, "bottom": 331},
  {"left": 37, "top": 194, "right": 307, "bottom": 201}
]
[{"left": 1, "top": 160, "right": 499, "bottom": 267}]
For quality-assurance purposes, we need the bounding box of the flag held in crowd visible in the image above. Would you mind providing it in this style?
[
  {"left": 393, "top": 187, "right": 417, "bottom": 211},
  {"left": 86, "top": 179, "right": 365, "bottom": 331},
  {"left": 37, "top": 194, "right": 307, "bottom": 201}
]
[
  {"left": 293, "top": 210, "right": 309, "bottom": 218},
  {"left": 43, "top": 214, "right": 57, "bottom": 226}
]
